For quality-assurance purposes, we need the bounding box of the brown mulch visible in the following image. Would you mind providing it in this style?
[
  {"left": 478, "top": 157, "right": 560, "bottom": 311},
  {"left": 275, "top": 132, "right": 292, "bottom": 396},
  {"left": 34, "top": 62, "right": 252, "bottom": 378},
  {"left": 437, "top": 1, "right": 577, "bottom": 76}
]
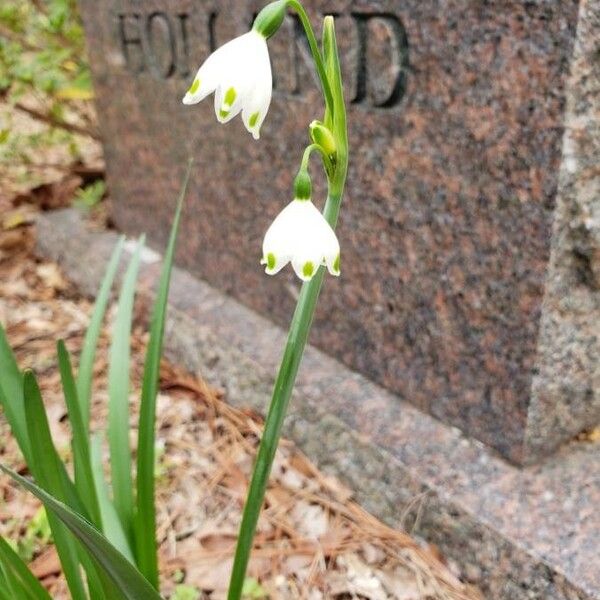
[{"left": 0, "top": 173, "right": 482, "bottom": 598}]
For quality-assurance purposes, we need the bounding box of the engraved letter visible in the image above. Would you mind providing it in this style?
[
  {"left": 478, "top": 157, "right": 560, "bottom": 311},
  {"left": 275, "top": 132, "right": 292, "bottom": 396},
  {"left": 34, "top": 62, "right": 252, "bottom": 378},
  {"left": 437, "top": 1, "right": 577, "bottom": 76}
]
[
  {"left": 351, "top": 13, "right": 409, "bottom": 108},
  {"left": 145, "top": 11, "right": 176, "bottom": 79},
  {"left": 176, "top": 13, "right": 191, "bottom": 78},
  {"left": 208, "top": 11, "right": 218, "bottom": 53},
  {"left": 118, "top": 13, "right": 145, "bottom": 73}
]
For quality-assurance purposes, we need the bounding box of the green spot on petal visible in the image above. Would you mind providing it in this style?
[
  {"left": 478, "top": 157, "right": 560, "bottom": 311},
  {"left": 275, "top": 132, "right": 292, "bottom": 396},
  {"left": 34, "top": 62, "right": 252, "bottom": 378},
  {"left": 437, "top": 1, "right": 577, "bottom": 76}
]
[
  {"left": 249, "top": 111, "right": 260, "bottom": 128},
  {"left": 267, "top": 253, "right": 276, "bottom": 270},
  {"left": 333, "top": 254, "right": 340, "bottom": 273},
  {"left": 219, "top": 108, "right": 230, "bottom": 119},
  {"left": 303, "top": 261, "right": 314, "bottom": 278},
  {"left": 224, "top": 86, "right": 237, "bottom": 106},
  {"left": 188, "top": 78, "right": 200, "bottom": 95}
]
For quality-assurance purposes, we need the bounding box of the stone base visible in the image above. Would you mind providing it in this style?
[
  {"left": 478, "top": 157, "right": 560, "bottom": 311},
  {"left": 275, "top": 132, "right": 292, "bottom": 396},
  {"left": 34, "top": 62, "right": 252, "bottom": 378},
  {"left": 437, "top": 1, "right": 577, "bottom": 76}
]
[{"left": 37, "top": 208, "right": 600, "bottom": 600}]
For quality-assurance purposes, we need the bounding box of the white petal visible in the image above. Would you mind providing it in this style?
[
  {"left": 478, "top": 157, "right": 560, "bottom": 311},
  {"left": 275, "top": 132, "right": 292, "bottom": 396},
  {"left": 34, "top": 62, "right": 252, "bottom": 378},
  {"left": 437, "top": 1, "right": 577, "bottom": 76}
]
[
  {"left": 214, "top": 83, "right": 244, "bottom": 123},
  {"left": 262, "top": 202, "right": 298, "bottom": 260},
  {"left": 261, "top": 252, "right": 289, "bottom": 275},
  {"left": 183, "top": 31, "right": 273, "bottom": 137},
  {"left": 241, "top": 37, "right": 272, "bottom": 139},
  {"left": 182, "top": 44, "right": 227, "bottom": 105},
  {"left": 291, "top": 253, "right": 321, "bottom": 281},
  {"left": 182, "top": 70, "right": 217, "bottom": 105},
  {"left": 261, "top": 200, "right": 340, "bottom": 282},
  {"left": 324, "top": 251, "right": 340, "bottom": 276}
]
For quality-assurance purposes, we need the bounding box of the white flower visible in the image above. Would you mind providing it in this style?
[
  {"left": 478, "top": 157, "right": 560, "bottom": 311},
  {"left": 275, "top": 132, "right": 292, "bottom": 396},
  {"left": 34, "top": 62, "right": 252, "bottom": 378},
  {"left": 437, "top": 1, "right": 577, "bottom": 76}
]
[
  {"left": 261, "top": 199, "right": 341, "bottom": 282},
  {"left": 182, "top": 30, "right": 272, "bottom": 140}
]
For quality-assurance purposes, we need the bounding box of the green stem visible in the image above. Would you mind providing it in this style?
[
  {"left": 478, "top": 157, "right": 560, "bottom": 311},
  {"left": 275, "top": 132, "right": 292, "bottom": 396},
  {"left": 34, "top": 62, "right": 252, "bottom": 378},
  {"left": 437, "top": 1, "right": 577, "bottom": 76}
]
[
  {"left": 301, "top": 143, "right": 333, "bottom": 175},
  {"left": 227, "top": 189, "right": 342, "bottom": 600},
  {"left": 286, "top": 0, "right": 334, "bottom": 115},
  {"left": 228, "top": 7, "right": 348, "bottom": 597}
]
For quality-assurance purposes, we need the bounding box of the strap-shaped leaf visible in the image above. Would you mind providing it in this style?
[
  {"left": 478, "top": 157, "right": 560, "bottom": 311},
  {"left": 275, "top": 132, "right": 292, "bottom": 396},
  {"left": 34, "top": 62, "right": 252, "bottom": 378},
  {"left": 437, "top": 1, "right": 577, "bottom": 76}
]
[
  {"left": 135, "top": 161, "right": 192, "bottom": 587},
  {"left": 0, "top": 465, "right": 163, "bottom": 600},
  {"left": 0, "top": 567, "right": 9, "bottom": 600},
  {"left": 0, "top": 537, "right": 52, "bottom": 600},
  {"left": 108, "top": 236, "right": 145, "bottom": 541},
  {"left": 58, "top": 341, "right": 102, "bottom": 528},
  {"left": 90, "top": 434, "right": 134, "bottom": 562},
  {"left": 77, "top": 235, "right": 125, "bottom": 431},
  {"left": 0, "top": 325, "right": 30, "bottom": 462},
  {"left": 23, "top": 372, "right": 87, "bottom": 600}
]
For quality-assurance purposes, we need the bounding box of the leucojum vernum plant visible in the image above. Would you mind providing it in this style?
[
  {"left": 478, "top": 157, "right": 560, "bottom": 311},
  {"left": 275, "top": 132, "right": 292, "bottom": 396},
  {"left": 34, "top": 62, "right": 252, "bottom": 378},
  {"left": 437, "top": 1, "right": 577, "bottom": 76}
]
[{"left": 0, "top": 1, "right": 348, "bottom": 598}]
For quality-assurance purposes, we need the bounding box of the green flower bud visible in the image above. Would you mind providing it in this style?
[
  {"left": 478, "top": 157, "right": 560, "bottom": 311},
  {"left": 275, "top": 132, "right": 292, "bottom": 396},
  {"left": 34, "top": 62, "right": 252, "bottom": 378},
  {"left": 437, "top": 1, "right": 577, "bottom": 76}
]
[
  {"left": 309, "top": 120, "right": 336, "bottom": 158},
  {"left": 253, "top": 1, "right": 287, "bottom": 39},
  {"left": 293, "top": 168, "right": 312, "bottom": 200}
]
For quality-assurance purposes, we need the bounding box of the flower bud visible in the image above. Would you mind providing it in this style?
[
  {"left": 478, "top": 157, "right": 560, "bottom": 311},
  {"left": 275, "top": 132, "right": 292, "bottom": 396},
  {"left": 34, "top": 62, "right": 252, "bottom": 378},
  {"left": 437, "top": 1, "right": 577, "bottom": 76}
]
[
  {"left": 253, "top": 1, "right": 287, "bottom": 39},
  {"left": 309, "top": 120, "right": 336, "bottom": 158},
  {"left": 293, "top": 169, "right": 312, "bottom": 201}
]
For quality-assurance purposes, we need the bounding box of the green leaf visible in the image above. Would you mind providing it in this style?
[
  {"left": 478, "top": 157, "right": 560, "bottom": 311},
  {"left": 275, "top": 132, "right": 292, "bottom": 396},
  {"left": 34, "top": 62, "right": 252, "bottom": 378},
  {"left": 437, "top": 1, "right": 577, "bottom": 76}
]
[
  {"left": 0, "top": 569, "right": 12, "bottom": 600},
  {"left": 0, "top": 466, "right": 164, "bottom": 600},
  {"left": 108, "top": 236, "right": 145, "bottom": 542},
  {"left": 77, "top": 236, "right": 125, "bottom": 431},
  {"left": 57, "top": 340, "right": 101, "bottom": 527},
  {"left": 0, "top": 323, "right": 30, "bottom": 463},
  {"left": 23, "top": 372, "right": 87, "bottom": 600},
  {"left": 90, "top": 434, "right": 134, "bottom": 563},
  {"left": 135, "top": 161, "right": 192, "bottom": 588},
  {"left": 0, "top": 537, "right": 52, "bottom": 600}
]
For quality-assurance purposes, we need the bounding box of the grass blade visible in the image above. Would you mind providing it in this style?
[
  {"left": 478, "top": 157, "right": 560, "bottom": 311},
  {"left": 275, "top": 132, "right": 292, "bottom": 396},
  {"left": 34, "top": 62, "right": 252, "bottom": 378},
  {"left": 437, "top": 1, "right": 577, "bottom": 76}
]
[
  {"left": 90, "top": 434, "right": 134, "bottom": 562},
  {"left": 0, "top": 466, "right": 164, "bottom": 600},
  {"left": 58, "top": 341, "right": 101, "bottom": 528},
  {"left": 108, "top": 236, "right": 145, "bottom": 540},
  {"left": 134, "top": 161, "right": 192, "bottom": 587},
  {"left": 23, "top": 372, "right": 87, "bottom": 600},
  {"left": 0, "top": 537, "right": 52, "bottom": 600},
  {"left": 0, "top": 324, "right": 30, "bottom": 463},
  {"left": 77, "top": 236, "right": 125, "bottom": 431}
]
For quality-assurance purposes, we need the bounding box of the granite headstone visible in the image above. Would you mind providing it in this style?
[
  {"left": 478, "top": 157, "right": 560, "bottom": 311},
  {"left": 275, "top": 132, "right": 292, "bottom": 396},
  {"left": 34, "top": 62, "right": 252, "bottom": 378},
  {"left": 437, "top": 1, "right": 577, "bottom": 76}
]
[{"left": 79, "top": 0, "right": 600, "bottom": 464}]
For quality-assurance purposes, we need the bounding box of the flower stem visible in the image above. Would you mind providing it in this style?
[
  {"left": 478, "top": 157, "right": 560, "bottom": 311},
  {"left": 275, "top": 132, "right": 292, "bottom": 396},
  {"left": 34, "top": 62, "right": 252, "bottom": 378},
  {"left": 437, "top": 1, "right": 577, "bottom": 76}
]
[
  {"left": 286, "top": 0, "right": 334, "bottom": 115},
  {"left": 228, "top": 7, "right": 347, "bottom": 597},
  {"left": 227, "top": 189, "right": 342, "bottom": 600},
  {"left": 301, "top": 143, "right": 333, "bottom": 176}
]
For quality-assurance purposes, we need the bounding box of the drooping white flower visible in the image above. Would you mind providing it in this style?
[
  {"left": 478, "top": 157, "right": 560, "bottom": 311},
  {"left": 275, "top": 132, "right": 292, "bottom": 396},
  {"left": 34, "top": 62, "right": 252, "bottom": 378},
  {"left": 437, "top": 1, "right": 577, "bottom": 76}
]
[
  {"left": 261, "top": 199, "right": 341, "bottom": 282},
  {"left": 182, "top": 30, "right": 272, "bottom": 140}
]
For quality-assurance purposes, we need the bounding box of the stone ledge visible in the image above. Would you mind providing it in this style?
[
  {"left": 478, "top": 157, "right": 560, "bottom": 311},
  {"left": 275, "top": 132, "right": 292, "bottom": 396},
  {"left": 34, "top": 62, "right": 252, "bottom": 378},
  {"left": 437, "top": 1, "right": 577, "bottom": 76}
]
[{"left": 36, "top": 208, "right": 600, "bottom": 600}]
